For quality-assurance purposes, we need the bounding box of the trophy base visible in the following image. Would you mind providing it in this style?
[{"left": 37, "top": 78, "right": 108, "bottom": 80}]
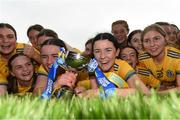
[{"left": 54, "top": 85, "right": 76, "bottom": 99}]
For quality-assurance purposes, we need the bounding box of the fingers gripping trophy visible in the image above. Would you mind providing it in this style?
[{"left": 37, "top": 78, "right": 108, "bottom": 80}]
[{"left": 41, "top": 48, "right": 90, "bottom": 99}]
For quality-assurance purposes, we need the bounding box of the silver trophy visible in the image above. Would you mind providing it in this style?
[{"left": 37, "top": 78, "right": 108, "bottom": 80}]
[
  {"left": 54, "top": 51, "right": 90, "bottom": 98},
  {"left": 65, "top": 51, "right": 90, "bottom": 70}
]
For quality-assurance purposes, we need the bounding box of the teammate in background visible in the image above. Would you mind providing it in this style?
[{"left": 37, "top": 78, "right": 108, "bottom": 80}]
[
  {"left": 36, "top": 28, "right": 58, "bottom": 51},
  {"left": 0, "top": 23, "right": 40, "bottom": 95},
  {"left": 177, "top": 30, "right": 180, "bottom": 48},
  {"left": 111, "top": 20, "right": 129, "bottom": 48},
  {"left": 169, "top": 24, "right": 180, "bottom": 49},
  {"left": 155, "top": 22, "right": 179, "bottom": 49},
  {"left": 37, "top": 28, "right": 81, "bottom": 52},
  {"left": 27, "top": 24, "right": 44, "bottom": 50},
  {"left": 83, "top": 38, "right": 93, "bottom": 58},
  {"left": 84, "top": 33, "right": 149, "bottom": 97},
  {"left": 27, "top": 24, "right": 44, "bottom": 72},
  {"left": 7, "top": 53, "right": 37, "bottom": 95},
  {"left": 127, "top": 29, "right": 144, "bottom": 54},
  {"left": 139, "top": 24, "right": 180, "bottom": 93},
  {"left": 120, "top": 46, "right": 139, "bottom": 69},
  {"left": 171, "top": 24, "right": 179, "bottom": 30},
  {"left": 120, "top": 46, "right": 160, "bottom": 88}
]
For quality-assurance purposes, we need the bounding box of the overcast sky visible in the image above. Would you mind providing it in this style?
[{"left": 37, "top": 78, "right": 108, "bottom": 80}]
[{"left": 1, "top": 0, "right": 179, "bottom": 50}]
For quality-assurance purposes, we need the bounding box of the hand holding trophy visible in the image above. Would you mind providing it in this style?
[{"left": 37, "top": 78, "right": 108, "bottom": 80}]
[{"left": 41, "top": 48, "right": 90, "bottom": 99}]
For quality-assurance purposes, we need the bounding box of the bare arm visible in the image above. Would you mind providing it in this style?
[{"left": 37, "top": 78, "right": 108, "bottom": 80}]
[
  {"left": 33, "top": 75, "right": 48, "bottom": 95},
  {"left": 83, "top": 74, "right": 150, "bottom": 98},
  {"left": 79, "top": 88, "right": 136, "bottom": 98},
  {"left": 127, "top": 74, "right": 150, "bottom": 95},
  {"left": 53, "top": 71, "right": 77, "bottom": 90},
  {"left": 23, "top": 44, "right": 41, "bottom": 64},
  {"left": 81, "top": 75, "right": 146, "bottom": 98},
  {"left": 177, "top": 74, "right": 180, "bottom": 90},
  {"left": 0, "top": 85, "right": 7, "bottom": 95},
  {"left": 158, "top": 74, "right": 180, "bottom": 94},
  {"left": 89, "top": 76, "right": 98, "bottom": 89},
  {"left": 116, "top": 88, "right": 136, "bottom": 96}
]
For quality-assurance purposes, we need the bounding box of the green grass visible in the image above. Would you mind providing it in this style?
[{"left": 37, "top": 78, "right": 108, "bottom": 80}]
[{"left": 0, "top": 91, "right": 180, "bottom": 119}]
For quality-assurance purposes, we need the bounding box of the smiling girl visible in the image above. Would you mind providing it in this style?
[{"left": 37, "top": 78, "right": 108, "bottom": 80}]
[
  {"left": 0, "top": 23, "right": 40, "bottom": 95},
  {"left": 86, "top": 33, "right": 149, "bottom": 97},
  {"left": 139, "top": 24, "right": 180, "bottom": 92},
  {"left": 7, "top": 53, "right": 36, "bottom": 95}
]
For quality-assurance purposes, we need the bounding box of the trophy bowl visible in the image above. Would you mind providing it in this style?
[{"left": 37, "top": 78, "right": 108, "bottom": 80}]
[{"left": 65, "top": 51, "right": 90, "bottom": 70}]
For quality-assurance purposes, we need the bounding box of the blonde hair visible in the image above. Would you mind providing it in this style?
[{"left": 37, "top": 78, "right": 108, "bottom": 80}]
[{"left": 141, "top": 24, "right": 167, "bottom": 42}]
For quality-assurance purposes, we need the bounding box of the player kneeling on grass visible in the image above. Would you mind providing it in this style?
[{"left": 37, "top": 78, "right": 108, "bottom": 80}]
[{"left": 7, "top": 53, "right": 37, "bottom": 95}]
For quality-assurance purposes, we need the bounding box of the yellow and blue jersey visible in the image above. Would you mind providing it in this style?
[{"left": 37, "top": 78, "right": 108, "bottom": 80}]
[
  {"left": 102, "top": 59, "right": 136, "bottom": 88},
  {"left": 138, "top": 46, "right": 180, "bottom": 87}
]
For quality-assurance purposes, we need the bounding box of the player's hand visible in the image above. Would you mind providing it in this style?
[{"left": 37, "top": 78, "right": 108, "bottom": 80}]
[{"left": 53, "top": 71, "right": 77, "bottom": 90}]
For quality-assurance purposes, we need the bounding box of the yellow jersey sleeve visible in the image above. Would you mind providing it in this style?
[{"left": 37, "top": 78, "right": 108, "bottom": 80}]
[
  {"left": 138, "top": 46, "right": 179, "bottom": 86},
  {"left": 136, "top": 64, "right": 160, "bottom": 88},
  {"left": 173, "top": 47, "right": 180, "bottom": 75},
  {"left": 104, "top": 72, "right": 129, "bottom": 88},
  {"left": 0, "top": 59, "right": 8, "bottom": 84},
  {"left": 18, "top": 84, "right": 32, "bottom": 93},
  {"left": 37, "top": 65, "right": 48, "bottom": 76},
  {"left": 0, "top": 73, "right": 8, "bottom": 85},
  {"left": 114, "top": 59, "right": 136, "bottom": 81}
]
